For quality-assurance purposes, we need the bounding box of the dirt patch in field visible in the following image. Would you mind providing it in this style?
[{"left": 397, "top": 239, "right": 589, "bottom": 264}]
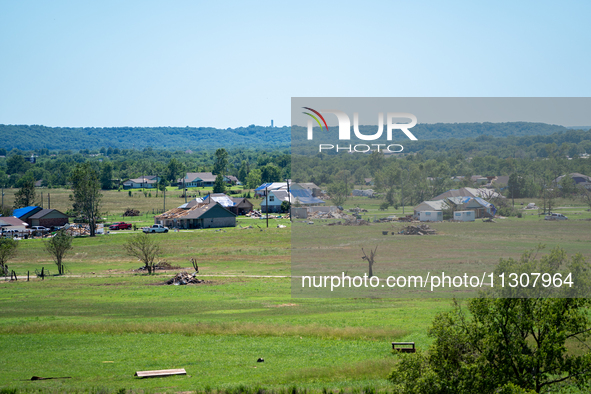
[{"left": 267, "top": 303, "right": 298, "bottom": 307}]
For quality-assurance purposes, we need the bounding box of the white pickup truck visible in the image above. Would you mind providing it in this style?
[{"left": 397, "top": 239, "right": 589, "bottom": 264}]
[{"left": 142, "top": 224, "right": 169, "bottom": 233}]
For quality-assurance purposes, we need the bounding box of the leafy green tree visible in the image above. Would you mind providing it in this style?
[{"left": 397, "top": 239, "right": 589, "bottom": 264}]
[
  {"left": 238, "top": 160, "right": 250, "bottom": 183},
  {"left": 246, "top": 169, "right": 262, "bottom": 190},
  {"left": 260, "top": 164, "right": 281, "bottom": 183},
  {"left": 13, "top": 176, "right": 36, "bottom": 208},
  {"left": 44, "top": 230, "right": 73, "bottom": 275},
  {"left": 508, "top": 173, "right": 523, "bottom": 200},
  {"left": 69, "top": 163, "right": 102, "bottom": 237},
  {"left": 166, "top": 158, "right": 183, "bottom": 183},
  {"left": 0, "top": 238, "right": 18, "bottom": 276},
  {"left": 559, "top": 175, "right": 577, "bottom": 197},
  {"left": 100, "top": 162, "right": 113, "bottom": 190},
  {"left": 328, "top": 181, "right": 350, "bottom": 206},
  {"left": 213, "top": 174, "right": 226, "bottom": 194},
  {"left": 389, "top": 247, "right": 591, "bottom": 393},
  {"left": 280, "top": 200, "right": 291, "bottom": 213},
  {"left": 124, "top": 233, "right": 161, "bottom": 275},
  {"left": 6, "top": 155, "right": 28, "bottom": 175},
  {"left": 578, "top": 185, "right": 591, "bottom": 210},
  {"left": 213, "top": 148, "right": 228, "bottom": 176}
]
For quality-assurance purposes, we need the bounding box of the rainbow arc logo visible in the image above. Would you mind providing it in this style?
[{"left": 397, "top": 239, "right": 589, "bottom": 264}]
[{"left": 302, "top": 107, "right": 329, "bottom": 132}]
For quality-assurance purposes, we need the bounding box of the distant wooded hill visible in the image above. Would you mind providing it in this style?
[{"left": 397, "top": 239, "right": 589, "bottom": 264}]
[{"left": 0, "top": 122, "right": 583, "bottom": 151}]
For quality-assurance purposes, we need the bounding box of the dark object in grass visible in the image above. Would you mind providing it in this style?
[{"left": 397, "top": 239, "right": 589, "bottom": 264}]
[
  {"left": 257, "top": 358, "right": 264, "bottom": 362},
  {"left": 165, "top": 271, "right": 206, "bottom": 285},
  {"left": 137, "top": 261, "right": 180, "bottom": 271},
  {"left": 392, "top": 342, "right": 416, "bottom": 353},
  {"left": 123, "top": 208, "right": 140, "bottom": 217},
  {"left": 30, "top": 376, "right": 72, "bottom": 380}
]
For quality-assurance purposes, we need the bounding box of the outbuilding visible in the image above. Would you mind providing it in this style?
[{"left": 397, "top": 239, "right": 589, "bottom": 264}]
[{"left": 453, "top": 210, "right": 475, "bottom": 222}]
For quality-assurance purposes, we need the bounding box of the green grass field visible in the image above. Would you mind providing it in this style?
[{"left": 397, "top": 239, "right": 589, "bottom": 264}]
[{"left": 1, "top": 190, "right": 591, "bottom": 392}]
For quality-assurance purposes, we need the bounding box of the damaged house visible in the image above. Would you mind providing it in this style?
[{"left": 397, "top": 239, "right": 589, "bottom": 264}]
[{"left": 155, "top": 201, "right": 236, "bottom": 229}]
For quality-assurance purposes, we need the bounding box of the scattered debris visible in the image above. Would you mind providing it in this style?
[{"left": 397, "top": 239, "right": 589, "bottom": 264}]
[
  {"left": 277, "top": 224, "right": 286, "bottom": 228},
  {"left": 524, "top": 203, "right": 539, "bottom": 210},
  {"left": 123, "top": 208, "right": 140, "bottom": 217},
  {"left": 397, "top": 215, "right": 415, "bottom": 222},
  {"left": 30, "top": 376, "right": 72, "bottom": 381},
  {"left": 135, "top": 368, "right": 187, "bottom": 378},
  {"left": 257, "top": 358, "right": 265, "bottom": 363},
  {"left": 482, "top": 218, "right": 496, "bottom": 223},
  {"left": 343, "top": 219, "right": 369, "bottom": 226},
  {"left": 165, "top": 271, "right": 207, "bottom": 285},
  {"left": 398, "top": 224, "right": 437, "bottom": 235},
  {"left": 307, "top": 210, "right": 353, "bottom": 220}
]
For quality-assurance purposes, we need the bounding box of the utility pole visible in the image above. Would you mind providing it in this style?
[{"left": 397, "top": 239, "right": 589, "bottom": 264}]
[
  {"left": 265, "top": 187, "right": 269, "bottom": 228},
  {"left": 286, "top": 179, "right": 291, "bottom": 222},
  {"left": 164, "top": 188, "right": 166, "bottom": 212},
  {"left": 48, "top": 193, "right": 51, "bottom": 209},
  {"left": 1, "top": 185, "right": 4, "bottom": 208}
]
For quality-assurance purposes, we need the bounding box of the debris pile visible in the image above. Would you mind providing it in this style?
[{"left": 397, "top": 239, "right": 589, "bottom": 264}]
[
  {"left": 482, "top": 218, "right": 496, "bottom": 223},
  {"left": 397, "top": 216, "right": 415, "bottom": 222},
  {"left": 398, "top": 224, "right": 437, "bottom": 235},
  {"left": 123, "top": 208, "right": 140, "bottom": 217},
  {"left": 165, "top": 271, "right": 206, "bottom": 285},
  {"left": 63, "top": 224, "right": 91, "bottom": 236},
  {"left": 343, "top": 219, "right": 370, "bottom": 226},
  {"left": 349, "top": 207, "right": 369, "bottom": 213},
  {"left": 308, "top": 210, "right": 353, "bottom": 220},
  {"left": 374, "top": 216, "right": 397, "bottom": 223},
  {"left": 246, "top": 210, "right": 263, "bottom": 218}
]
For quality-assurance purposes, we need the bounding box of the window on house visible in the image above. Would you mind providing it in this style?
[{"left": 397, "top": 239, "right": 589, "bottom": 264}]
[
  {"left": 426, "top": 212, "right": 431, "bottom": 216},
  {"left": 269, "top": 196, "right": 274, "bottom": 201}
]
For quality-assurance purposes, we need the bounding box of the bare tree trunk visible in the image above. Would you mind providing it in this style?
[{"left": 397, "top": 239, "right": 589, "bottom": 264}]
[{"left": 362, "top": 246, "right": 378, "bottom": 278}]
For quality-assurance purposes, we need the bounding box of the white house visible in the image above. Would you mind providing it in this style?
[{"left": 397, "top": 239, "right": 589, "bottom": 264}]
[
  {"left": 453, "top": 211, "right": 475, "bottom": 222},
  {"left": 123, "top": 175, "right": 160, "bottom": 189},
  {"left": 260, "top": 189, "right": 325, "bottom": 213},
  {"left": 418, "top": 211, "right": 443, "bottom": 222}
]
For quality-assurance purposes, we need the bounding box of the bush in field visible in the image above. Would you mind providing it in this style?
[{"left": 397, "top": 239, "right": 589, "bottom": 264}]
[{"left": 389, "top": 247, "right": 591, "bottom": 393}]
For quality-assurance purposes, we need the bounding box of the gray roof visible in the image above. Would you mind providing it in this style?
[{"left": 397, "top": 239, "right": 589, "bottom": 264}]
[
  {"left": 28, "top": 209, "right": 68, "bottom": 220},
  {"left": 183, "top": 172, "right": 217, "bottom": 183}
]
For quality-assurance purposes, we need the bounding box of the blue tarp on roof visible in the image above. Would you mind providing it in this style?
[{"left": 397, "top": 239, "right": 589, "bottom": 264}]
[
  {"left": 255, "top": 183, "right": 274, "bottom": 191},
  {"left": 290, "top": 189, "right": 312, "bottom": 198},
  {"left": 12, "top": 206, "right": 40, "bottom": 218},
  {"left": 457, "top": 196, "right": 496, "bottom": 216}
]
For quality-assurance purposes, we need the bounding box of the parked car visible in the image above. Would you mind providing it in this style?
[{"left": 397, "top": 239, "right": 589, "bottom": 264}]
[
  {"left": 109, "top": 222, "right": 133, "bottom": 230},
  {"left": 142, "top": 224, "right": 169, "bottom": 233},
  {"left": 30, "top": 226, "right": 49, "bottom": 234},
  {"left": 544, "top": 213, "right": 568, "bottom": 220}
]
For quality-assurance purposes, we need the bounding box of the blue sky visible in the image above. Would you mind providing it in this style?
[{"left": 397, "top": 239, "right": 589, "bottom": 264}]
[{"left": 1, "top": 1, "right": 590, "bottom": 128}]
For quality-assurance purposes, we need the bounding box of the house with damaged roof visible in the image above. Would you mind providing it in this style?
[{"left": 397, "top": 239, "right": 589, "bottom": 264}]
[
  {"left": 413, "top": 195, "right": 497, "bottom": 221},
  {"left": 154, "top": 201, "right": 236, "bottom": 229}
]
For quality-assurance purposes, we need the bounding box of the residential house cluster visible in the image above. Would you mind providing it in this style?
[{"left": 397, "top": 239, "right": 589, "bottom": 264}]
[
  {"left": 255, "top": 182, "right": 325, "bottom": 213},
  {"left": 413, "top": 187, "right": 499, "bottom": 222}
]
